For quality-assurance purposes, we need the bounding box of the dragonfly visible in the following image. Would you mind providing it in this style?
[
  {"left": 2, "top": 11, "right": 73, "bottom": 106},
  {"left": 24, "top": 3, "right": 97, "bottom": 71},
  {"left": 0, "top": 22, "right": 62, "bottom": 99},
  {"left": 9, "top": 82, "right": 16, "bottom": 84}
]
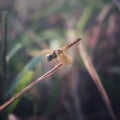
[{"left": 31, "top": 38, "right": 82, "bottom": 66}]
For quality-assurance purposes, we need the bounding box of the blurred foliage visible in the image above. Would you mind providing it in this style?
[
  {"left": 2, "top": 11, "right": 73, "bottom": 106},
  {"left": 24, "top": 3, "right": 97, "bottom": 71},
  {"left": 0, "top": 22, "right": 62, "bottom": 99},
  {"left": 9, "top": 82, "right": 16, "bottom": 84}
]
[
  {"left": 7, "top": 70, "right": 34, "bottom": 113},
  {"left": 0, "top": 0, "right": 120, "bottom": 120}
]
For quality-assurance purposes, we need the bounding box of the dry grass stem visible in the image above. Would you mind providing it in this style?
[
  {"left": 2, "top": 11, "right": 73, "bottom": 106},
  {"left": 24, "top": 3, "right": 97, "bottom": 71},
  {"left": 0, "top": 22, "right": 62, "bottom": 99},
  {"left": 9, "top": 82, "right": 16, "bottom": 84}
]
[
  {"left": 0, "top": 63, "right": 63, "bottom": 112},
  {"left": 78, "top": 42, "right": 117, "bottom": 120}
]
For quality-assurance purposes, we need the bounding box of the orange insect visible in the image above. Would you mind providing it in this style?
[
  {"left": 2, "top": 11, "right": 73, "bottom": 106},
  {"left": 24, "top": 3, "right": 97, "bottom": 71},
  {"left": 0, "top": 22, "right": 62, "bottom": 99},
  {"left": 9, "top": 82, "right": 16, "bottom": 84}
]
[{"left": 31, "top": 38, "right": 81, "bottom": 66}]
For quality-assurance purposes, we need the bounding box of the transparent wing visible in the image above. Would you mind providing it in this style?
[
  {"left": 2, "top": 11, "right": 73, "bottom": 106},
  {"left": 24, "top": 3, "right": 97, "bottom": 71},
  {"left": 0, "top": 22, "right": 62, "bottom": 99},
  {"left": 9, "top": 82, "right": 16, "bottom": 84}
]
[
  {"left": 30, "top": 50, "right": 53, "bottom": 57},
  {"left": 61, "top": 45, "right": 68, "bottom": 52},
  {"left": 57, "top": 52, "right": 73, "bottom": 66}
]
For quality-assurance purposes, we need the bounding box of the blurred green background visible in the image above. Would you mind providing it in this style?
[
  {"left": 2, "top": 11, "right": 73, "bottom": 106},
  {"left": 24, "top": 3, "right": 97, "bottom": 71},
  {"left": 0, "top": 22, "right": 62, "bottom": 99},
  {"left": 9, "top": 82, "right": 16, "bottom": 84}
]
[{"left": 0, "top": 0, "right": 120, "bottom": 120}]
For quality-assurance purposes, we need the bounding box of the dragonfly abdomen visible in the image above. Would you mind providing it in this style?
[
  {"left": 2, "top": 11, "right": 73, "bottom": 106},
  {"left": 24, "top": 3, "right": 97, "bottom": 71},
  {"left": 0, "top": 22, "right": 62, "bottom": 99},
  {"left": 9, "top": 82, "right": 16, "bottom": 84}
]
[{"left": 66, "top": 38, "right": 82, "bottom": 50}]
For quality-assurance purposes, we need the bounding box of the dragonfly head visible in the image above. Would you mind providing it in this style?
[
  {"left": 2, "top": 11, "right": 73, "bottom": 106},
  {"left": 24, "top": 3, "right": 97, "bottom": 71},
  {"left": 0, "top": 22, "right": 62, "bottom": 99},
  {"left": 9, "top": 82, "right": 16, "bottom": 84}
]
[
  {"left": 46, "top": 51, "right": 57, "bottom": 61},
  {"left": 46, "top": 54, "right": 53, "bottom": 61}
]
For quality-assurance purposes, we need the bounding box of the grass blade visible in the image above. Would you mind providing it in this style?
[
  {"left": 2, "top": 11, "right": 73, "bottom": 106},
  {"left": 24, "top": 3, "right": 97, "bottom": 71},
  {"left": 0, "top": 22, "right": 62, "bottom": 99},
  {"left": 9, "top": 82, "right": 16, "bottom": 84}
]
[
  {"left": 78, "top": 41, "right": 117, "bottom": 120},
  {"left": 6, "top": 56, "right": 42, "bottom": 98}
]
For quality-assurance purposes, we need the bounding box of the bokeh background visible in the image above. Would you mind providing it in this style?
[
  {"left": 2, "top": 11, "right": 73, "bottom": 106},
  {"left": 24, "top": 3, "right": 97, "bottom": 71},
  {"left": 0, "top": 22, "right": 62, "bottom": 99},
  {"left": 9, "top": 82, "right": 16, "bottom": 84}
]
[{"left": 0, "top": 0, "right": 120, "bottom": 120}]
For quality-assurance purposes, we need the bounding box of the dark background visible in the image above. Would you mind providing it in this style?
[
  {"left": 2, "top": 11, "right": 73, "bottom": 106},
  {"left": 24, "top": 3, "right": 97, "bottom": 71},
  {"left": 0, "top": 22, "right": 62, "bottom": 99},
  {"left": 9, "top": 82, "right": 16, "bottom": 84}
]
[{"left": 0, "top": 0, "right": 120, "bottom": 120}]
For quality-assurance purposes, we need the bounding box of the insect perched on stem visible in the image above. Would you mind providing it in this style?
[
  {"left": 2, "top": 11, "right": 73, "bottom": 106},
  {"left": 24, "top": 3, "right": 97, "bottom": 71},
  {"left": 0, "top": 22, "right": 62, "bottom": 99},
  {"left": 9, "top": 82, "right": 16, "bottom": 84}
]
[{"left": 31, "top": 38, "right": 82, "bottom": 66}]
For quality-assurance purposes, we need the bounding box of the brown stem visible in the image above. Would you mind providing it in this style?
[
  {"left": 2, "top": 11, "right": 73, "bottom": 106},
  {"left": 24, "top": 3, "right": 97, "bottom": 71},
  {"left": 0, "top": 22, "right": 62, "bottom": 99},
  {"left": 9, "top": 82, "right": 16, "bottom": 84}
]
[
  {"left": 78, "top": 43, "right": 117, "bottom": 120},
  {"left": 0, "top": 63, "right": 63, "bottom": 112}
]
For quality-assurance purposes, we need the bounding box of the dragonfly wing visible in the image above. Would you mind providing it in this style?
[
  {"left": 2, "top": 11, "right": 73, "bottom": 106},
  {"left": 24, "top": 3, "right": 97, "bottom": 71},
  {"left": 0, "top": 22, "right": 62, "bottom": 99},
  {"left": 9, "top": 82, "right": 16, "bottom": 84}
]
[
  {"left": 30, "top": 50, "right": 53, "bottom": 56},
  {"left": 61, "top": 46, "right": 68, "bottom": 52},
  {"left": 57, "top": 52, "right": 73, "bottom": 66}
]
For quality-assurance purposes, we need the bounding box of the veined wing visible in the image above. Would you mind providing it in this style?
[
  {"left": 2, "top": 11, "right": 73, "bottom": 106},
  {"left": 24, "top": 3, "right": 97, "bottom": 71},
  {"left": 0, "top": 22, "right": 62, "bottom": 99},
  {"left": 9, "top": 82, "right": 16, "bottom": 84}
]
[
  {"left": 30, "top": 50, "right": 53, "bottom": 57},
  {"left": 57, "top": 52, "right": 73, "bottom": 66},
  {"left": 61, "top": 45, "right": 68, "bottom": 52}
]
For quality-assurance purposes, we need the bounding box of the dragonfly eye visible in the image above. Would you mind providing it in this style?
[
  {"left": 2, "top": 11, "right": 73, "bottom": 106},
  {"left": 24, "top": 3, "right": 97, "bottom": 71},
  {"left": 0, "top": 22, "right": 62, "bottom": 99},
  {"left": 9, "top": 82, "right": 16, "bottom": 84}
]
[{"left": 46, "top": 54, "right": 53, "bottom": 61}]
